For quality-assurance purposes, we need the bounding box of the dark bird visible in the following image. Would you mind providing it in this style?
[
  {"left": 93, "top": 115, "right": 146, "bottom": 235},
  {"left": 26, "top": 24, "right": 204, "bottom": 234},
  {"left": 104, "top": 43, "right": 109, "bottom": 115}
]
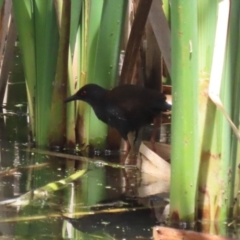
[{"left": 64, "top": 84, "right": 171, "bottom": 152}]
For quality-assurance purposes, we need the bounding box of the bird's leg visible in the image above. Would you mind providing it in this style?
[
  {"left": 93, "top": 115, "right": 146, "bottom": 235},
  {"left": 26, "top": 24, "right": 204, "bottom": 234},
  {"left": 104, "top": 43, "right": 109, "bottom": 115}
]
[
  {"left": 125, "top": 139, "right": 131, "bottom": 155},
  {"left": 120, "top": 134, "right": 138, "bottom": 165},
  {"left": 120, "top": 134, "right": 132, "bottom": 154},
  {"left": 151, "top": 117, "right": 161, "bottom": 152},
  {"left": 120, "top": 139, "right": 131, "bottom": 165}
]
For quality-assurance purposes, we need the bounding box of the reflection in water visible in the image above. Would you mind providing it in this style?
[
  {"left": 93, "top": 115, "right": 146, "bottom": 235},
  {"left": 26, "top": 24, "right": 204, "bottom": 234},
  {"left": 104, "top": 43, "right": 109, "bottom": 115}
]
[
  {"left": 58, "top": 160, "right": 169, "bottom": 239},
  {"left": 64, "top": 197, "right": 158, "bottom": 239},
  {"left": 13, "top": 142, "right": 22, "bottom": 196},
  {"left": 0, "top": 136, "right": 169, "bottom": 239}
]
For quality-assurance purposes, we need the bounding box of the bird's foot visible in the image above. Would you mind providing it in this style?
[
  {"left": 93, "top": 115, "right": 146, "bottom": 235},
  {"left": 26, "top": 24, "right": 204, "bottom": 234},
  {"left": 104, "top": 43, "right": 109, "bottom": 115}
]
[
  {"left": 120, "top": 150, "right": 138, "bottom": 165},
  {"left": 150, "top": 138, "right": 157, "bottom": 153}
]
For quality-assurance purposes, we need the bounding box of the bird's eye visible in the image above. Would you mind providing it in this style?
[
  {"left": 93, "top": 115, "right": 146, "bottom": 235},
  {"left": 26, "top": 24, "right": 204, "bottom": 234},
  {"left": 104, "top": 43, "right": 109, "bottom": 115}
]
[{"left": 81, "top": 90, "right": 87, "bottom": 96}]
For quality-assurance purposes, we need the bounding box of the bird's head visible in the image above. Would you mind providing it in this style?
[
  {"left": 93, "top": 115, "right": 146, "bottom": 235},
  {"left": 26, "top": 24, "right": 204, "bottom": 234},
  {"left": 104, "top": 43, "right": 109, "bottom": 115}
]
[{"left": 64, "top": 84, "right": 107, "bottom": 106}]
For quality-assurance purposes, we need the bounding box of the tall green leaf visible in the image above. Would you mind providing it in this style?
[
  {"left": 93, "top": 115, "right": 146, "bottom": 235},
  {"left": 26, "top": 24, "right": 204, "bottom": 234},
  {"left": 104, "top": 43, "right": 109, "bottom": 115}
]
[
  {"left": 75, "top": 0, "right": 91, "bottom": 147},
  {"left": 83, "top": 0, "right": 104, "bottom": 147},
  {"left": 34, "top": 0, "right": 59, "bottom": 146},
  {"left": 170, "top": 0, "right": 199, "bottom": 222},
  {"left": 226, "top": 0, "right": 240, "bottom": 218},
  {"left": 197, "top": 0, "right": 232, "bottom": 227},
  {"left": 66, "top": 0, "right": 82, "bottom": 146},
  {"left": 197, "top": 0, "right": 219, "bottom": 223},
  {"left": 69, "top": 0, "right": 82, "bottom": 53},
  {"left": 12, "top": 0, "right": 36, "bottom": 138},
  {"left": 48, "top": 0, "right": 70, "bottom": 146}
]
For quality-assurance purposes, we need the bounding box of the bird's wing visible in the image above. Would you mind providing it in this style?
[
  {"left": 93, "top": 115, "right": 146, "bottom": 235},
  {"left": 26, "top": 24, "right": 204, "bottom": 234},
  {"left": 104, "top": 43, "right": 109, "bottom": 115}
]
[
  {"left": 105, "top": 104, "right": 128, "bottom": 122},
  {"left": 109, "top": 85, "right": 165, "bottom": 107},
  {"left": 104, "top": 85, "right": 169, "bottom": 130},
  {"left": 110, "top": 93, "right": 167, "bottom": 116},
  {"left": 105, "top": 98, "right": 152, "bottom": 125}
]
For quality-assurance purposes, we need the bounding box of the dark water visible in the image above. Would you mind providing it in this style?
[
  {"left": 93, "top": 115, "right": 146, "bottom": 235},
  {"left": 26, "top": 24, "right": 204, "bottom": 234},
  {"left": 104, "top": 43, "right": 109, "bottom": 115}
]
[{"left": 0, "top": 106, "right": 170, "bottom": 239}]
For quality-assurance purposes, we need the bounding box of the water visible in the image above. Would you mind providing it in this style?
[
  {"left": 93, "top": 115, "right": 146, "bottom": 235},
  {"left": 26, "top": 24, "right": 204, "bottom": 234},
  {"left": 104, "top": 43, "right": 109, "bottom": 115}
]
[
  {"left": 1, "top": 107, "right": 239, "bottom": 239},
  {"left": 0, "top": 143, "right": 168, "bottom": 239},
  {"left": 0, "top": 107, "right": 170, "bottom": 239}
]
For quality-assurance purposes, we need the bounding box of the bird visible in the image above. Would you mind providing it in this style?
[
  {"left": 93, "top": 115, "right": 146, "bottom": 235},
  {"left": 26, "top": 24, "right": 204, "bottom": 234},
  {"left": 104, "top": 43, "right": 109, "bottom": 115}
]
[{"left": 64, "top": 83, "right": 171, "bottom": 153}]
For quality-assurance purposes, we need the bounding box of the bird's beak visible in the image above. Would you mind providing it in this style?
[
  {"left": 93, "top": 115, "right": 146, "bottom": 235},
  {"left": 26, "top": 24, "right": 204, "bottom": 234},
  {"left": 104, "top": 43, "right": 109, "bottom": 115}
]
[{"left": 64, "top": 94, "right": 78, "bottom": 103}]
